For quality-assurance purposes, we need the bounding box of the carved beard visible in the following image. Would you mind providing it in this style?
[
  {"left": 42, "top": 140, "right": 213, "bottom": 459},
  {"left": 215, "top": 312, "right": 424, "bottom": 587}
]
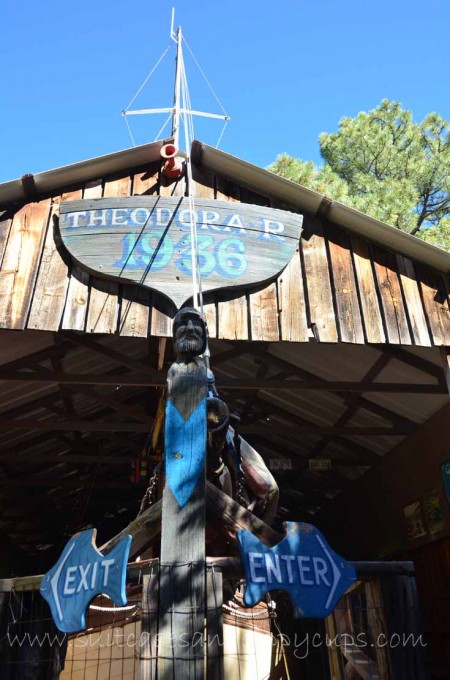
[{"left": 175, "top": 334, "right": 203, "bottom": 356}]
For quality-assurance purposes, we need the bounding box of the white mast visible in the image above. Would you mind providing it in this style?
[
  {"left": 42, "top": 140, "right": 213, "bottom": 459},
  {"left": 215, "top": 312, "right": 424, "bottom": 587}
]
[
  {"left": 122, "top": 9, "right": 229, "bottom": 147},
  {"left": 171, "top": 21, "right": 182, "bottom": 148}
]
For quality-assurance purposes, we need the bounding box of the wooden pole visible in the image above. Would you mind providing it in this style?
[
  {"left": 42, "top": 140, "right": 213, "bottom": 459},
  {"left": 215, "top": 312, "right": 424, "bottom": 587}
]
[{"left": 156, "top": 329, "right": 208, "bottom": 679}]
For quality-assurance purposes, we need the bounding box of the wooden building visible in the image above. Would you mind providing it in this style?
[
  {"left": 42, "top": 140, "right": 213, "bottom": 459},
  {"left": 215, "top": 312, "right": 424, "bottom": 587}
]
[{"left": 0, "top": 138, "right": 449, "bottom": 678}]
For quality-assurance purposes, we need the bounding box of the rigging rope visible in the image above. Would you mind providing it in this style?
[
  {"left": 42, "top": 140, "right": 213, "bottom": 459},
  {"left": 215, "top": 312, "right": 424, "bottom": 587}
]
[
  {"left": 179, "top": 44, "right": 205, "bottom": 315},
  {"left": 153, "top": 112, "right": 173, "bottom": 142},
  {"left": 123, "top": 45, "right": 171, "bottom": 112},
  {"left": 182, "top": 37, "right": 228, "bottom": 117},
  {"left": 123, "top": 114, "right": 136, "bottom": 147},
  {"left": 215, "top": 118, "right": 229, "bottom": 149}
]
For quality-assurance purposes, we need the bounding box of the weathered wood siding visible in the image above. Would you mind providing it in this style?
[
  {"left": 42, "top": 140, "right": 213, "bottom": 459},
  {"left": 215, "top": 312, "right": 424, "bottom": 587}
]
[{"left": 0, "top": 161, "right": 448, "bottom": 346}]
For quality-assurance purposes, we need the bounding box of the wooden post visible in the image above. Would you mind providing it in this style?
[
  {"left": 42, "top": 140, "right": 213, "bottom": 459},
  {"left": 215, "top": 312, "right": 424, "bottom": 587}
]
[
  {"left": 206, "top": 567, "right": 224, "bottom": 679},
  {"left": 439, "top": 347, "right": 450, "bottom": 394},
  {"left": 140, "top": 564, "right": 159, "bottom": 680},
  {"left": 156, "top": 309, "right": 209, "bottom": 679}
]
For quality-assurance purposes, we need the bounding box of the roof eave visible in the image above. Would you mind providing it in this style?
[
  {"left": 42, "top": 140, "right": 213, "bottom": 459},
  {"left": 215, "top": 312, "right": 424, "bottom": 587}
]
[
  {"left": 0, "top": 139, "right": 171, "bottom": 210},
  {"left": 192, "top": 140, "right": 450, "bottom": 274}
]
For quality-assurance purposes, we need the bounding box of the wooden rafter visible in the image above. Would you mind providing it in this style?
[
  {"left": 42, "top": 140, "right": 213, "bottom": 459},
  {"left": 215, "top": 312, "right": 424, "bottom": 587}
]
[
  {"left": 243, "top": 395, "right": 381, "bottom": 465},
  {"left": 0, "top": 452, "right": 131, "bottom": 465},
  {"left": 0, "top": 367, "right": 444, "bottom": 392},
  {"left": 0, "top": 418, "right": 150, "bottom": 432},
  {"left": 61, "top": 332, "right": 162, "bottom": 378},
  {"left": 309, "top": 353, "right": 394, "bottom": 460},
  {"left": 242, "top": 424, "right": 414, "bottom": 436}
]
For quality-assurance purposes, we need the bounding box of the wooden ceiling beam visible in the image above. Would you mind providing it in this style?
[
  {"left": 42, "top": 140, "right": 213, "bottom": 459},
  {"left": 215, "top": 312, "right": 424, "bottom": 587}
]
[
  {"left": 0, "top": 418, "right": 149, "bottom": 432},
  {"left": 379, "top": 345, "right": 444, "bottom": 381},
  {"left": 247, "top": 395, "right": 380, "bottom": 465},
  {"left": 61, "top": 332, "right": 161, "bottom": 379},
  {"left": 0, "top": 341, "right": 70, "bottom": 373},
  {"left": 340, "top": 393, "right": 416, "bottom": 427},
  {"left": 211, "top": 345, "right": 255, "bottom": 366},
  {"left": 242, "top": 424, "right": 413, "bottom": 436},
  {"left": 0, "top": 452, "right": 131, "bottom": 465},
  {"left": 71, "top": 385, "right": 153, "bottom": 424},
  {"left": 310, "top": 353, "right": 400, "bottom": 459},
  {"left": 244, "top": 434, "right": 359, "bottom": 500},
  {"left": 0, "top": 367, "right": 445, "bottom": 392},
  {"left": 0, "top": 478, "right": 133, "bottom": 488},
  {"left": 51, "top": 344, "right": 85, "bottom": 451},
  {"left": 222, "top": 378, "right": 445, "bottom": 393},
  {"left": 234, "top": 344, "right": 415, "bottom": 408}
]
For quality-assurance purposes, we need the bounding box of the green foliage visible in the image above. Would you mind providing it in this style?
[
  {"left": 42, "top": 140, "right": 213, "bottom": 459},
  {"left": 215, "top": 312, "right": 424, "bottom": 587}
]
[{"left": 268, "top": 100, "right": 450, "bottom": 249}]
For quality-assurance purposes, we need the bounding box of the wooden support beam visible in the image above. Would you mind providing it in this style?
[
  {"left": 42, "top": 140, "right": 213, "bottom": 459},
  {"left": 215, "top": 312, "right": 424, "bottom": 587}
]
[
  {"left": 206, "top": 567, "right": 224, "bottom": 679},
  {"left": 382, "top": 345, "right": 444, "bottom": 380},
  {"left": 309, "top": 353, "right": 399, "bottom": 460},
  {"left": 242, "top": 424, "right": 414, "bottom": 436},
  {"left": 0, "top": 369, "right": 444, "bottom": 392},
  {"left": 210, "top": 345, "right": 253, "bottom": 365},
  {"left": 341, "top": 393, "right": 416, "bottom": 428},
  {"left": 248, "top": 396, "right": 382, "bottom": 466},
  {"left": 100, "top": 481, "right": 283, "bottom": 572},
  {"left": 439, "top": 347, "right": 450, "bottom": 395},
  {"left": 140, "top": 568, "right": 159, "bottom": 680},
  {"left": 51, "top": 343, "right": 87, "bottom": 457},
  {"left": 0, "top": 341, "right": 69, "bottom": 373},
  {"left": 61, "top": 332, "right": 162, "bottom": 379},
  {"left": 0, "top": 452, "right": 131, "bottom": 465},
  {"left": 206, "top": 481, "right": 281, "bottom": 546},
  {"left": 72, "top": 385, "right": 153, "bottom": 424},
  {"left": 157, "top": 353, "right": 208, "bottom": 678},
  {"left": 0, "top": 368, "right": 163, "bottom": 385},
  {"left": 231, "top": 343, "right": 418, "bottom": 429},
  {"left": 0, "top": 478, "right": 133, "bottom": 488},
  {"left": 0, "top": 418, "right": 150, "bottom": 432}
]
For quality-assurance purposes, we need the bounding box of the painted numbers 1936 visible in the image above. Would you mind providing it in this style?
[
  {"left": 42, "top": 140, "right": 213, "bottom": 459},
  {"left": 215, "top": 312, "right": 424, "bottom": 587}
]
[{"left": 114, "top": 232, "right": 247, "bottom": 279}]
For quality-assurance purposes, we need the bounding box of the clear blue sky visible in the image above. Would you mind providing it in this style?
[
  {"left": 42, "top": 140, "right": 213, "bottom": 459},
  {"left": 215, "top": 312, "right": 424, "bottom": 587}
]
[{"left": 1, "top": 0, "right": 449, "bottom": 184}]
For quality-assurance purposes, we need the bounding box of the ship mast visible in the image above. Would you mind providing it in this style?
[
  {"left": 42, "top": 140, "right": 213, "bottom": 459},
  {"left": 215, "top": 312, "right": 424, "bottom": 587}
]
[
  {"left": 122, "top": 9, "right": 229, "bottom": 149},
  {"left": 171, "top": 23, "right": 182, "bottom": 149}
]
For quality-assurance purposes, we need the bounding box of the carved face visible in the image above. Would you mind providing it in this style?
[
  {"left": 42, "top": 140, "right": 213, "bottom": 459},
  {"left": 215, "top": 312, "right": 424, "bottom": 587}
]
[{"left": 173, "top": 309, "right": 206, "bottom": 357}]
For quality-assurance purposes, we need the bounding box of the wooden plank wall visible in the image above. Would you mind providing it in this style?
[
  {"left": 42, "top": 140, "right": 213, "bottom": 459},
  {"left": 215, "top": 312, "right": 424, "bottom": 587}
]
[
  {"left": 407, "top": 535, "right": 450, "bottom": 676},
  {"left": 1, "top": 160, "right": 449, "bottom": 346}
]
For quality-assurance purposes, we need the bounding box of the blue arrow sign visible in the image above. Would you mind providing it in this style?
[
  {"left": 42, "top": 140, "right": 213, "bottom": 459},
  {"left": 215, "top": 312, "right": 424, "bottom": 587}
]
[
  {"left": 40, "top": 529, "right": 132, "bottom": 633},
  {"left": 238, "top": 522, "right": 356, "bottom": 618}
]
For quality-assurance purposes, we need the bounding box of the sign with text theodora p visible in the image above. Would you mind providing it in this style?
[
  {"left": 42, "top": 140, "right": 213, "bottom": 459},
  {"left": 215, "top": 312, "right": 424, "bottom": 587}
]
[
  {"left": 59, "top": 197, "right": 303, "bottom": 308},
  {"left": 40, "top": 529, "right": 131, "bottom": 633},
  {"left": 238, "top": 522, "right": 356, "bottom": 618}
]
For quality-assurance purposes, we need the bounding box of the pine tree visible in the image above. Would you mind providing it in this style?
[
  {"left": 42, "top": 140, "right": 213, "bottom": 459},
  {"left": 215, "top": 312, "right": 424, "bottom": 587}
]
[{"left": 268, "top": 100, "right": 450, "bottom": 250}]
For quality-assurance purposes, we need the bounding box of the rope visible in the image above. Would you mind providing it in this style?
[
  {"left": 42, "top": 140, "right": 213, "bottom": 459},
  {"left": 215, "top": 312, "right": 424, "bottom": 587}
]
[
  {"left": 123, "top": 114, "right": 136, "bottom": 147},
  {"left": 153, "top": 112, "right": 173, "bottom": 142},
  {"left": 123, "top": 45, "right": 171, "bottom": 112},
  {"left": 179, "top": 45, "right": 204, "bottom": 314},
  {"left": 89, "top": 603, "right": 137, "bottom": 613},
  {"left": 216, "top": 119, "right": 229, "bottom": 149},
  {"left": 183, "top": 37, "right": 228, "bottom": 117},
  {"left": 222, "top": 603, "right": 272, "bottom": 620}
]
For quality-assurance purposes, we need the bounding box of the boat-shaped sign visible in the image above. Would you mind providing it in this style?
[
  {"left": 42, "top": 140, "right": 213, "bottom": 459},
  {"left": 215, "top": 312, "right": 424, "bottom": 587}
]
[{"left": 59, "top": 197, "right": 303, "bottom": 309}]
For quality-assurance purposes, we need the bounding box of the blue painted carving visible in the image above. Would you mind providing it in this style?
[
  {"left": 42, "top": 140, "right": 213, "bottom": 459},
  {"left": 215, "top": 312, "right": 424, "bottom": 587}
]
[
  {"left": 238, "top": 522, "right": 356, "bottom": 618},
  {"left": 165, "top": 396, "right": 207, "bottom": 508},
  {"left": 40, "top": 529, "right": 132, "bottom": 633}
]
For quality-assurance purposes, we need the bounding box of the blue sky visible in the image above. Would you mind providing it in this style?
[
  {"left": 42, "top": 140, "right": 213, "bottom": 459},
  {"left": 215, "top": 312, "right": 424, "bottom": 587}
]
[{"left": 1, "top": 0, "right": 449, "bottom": 184}]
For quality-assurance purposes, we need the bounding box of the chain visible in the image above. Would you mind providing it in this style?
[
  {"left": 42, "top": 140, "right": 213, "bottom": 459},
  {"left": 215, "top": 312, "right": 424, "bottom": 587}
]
[
  {"left": 233, "top": 427, "right": 247, "bottom": 509},
  {"left": 138, "top": 466, "right": 160, "bottom": 515}
]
